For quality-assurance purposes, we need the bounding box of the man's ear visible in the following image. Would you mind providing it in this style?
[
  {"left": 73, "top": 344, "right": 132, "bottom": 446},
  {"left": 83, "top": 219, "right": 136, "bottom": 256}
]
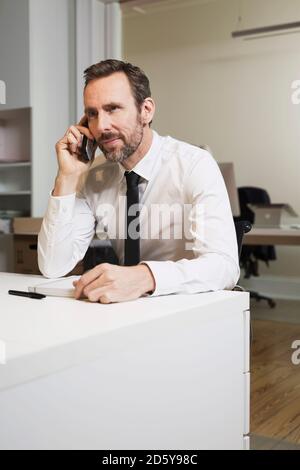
[{"left": 141, "top": 98, "right": 155, "bottom": 126}]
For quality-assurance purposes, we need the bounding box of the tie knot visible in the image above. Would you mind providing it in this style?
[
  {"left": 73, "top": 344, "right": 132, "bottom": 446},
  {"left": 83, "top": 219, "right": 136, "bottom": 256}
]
[{"left": 125, "top": 171, "right": 140, "bottom": 189}]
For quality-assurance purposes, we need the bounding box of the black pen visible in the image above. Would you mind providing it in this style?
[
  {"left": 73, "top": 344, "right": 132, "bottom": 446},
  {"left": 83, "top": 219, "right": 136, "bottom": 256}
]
[{"left": 8, "top": 290, "right": 46, "bottom": 299}]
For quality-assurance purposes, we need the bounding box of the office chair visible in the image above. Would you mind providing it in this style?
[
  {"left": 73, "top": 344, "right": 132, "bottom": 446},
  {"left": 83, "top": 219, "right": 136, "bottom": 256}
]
[{"left": 237, "top": 186, "right": 276, "bottom": 309}]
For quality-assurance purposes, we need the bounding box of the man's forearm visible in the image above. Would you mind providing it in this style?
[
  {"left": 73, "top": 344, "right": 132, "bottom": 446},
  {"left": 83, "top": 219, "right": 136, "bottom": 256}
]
[{"left": 141, "top": 254, "right": 240, "bottom": 297}]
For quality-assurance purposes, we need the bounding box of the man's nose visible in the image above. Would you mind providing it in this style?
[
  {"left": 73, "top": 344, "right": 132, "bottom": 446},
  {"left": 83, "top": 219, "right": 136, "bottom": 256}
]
[{"left": 95, "top": 113, "right": 112, "bottom": 134}]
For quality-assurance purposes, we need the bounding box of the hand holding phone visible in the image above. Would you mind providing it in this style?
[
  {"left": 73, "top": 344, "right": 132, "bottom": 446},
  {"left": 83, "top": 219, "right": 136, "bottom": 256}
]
[
  {"left": 55, "top": 117, "right": 97, "bottom": 173},
  {"left": 53, "top": 117, "right": 98, "bottom": 196}
]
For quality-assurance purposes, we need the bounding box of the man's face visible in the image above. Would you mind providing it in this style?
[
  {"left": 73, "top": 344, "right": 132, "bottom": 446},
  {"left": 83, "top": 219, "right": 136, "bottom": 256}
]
[{"left": 84, "top": 72, "right": 144, "bottom": 163}]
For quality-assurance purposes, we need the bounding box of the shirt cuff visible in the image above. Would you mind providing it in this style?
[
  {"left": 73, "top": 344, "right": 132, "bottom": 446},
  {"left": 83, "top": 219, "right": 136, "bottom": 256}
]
[
  {"left": 139, "top": 260, "right": 182, "bottom": 297},
  {"left": 46, "top": 192, "right": 76, "bottom": 224}
]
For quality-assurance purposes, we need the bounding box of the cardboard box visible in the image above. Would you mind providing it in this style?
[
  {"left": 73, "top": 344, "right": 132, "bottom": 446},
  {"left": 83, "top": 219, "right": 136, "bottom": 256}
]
[
  {"left": 13, "top": 217, "right": 43, "bottom": 235},
  {"left": 14, "top": 235, "right": 40, "bottom": 274},
  {"left": 14, "top": 234, "right": 84, "bottom": 276}
]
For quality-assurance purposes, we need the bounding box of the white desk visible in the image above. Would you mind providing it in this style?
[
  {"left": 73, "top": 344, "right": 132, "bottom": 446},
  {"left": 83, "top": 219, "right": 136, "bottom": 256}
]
[
  {"left": 244, "top": 227, "right": 300, "bottom": 246},
  {"left": 0, "top": 273, "right": 250, "bottom": 450}
]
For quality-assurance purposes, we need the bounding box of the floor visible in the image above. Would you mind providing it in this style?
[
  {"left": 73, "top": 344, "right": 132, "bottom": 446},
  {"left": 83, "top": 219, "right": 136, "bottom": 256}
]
[
  {"left": 250, "top": 434, "right": 300, "bottom": 450},
  {"left": 249, "top": 298, "right": 300, "bottom": 450}
]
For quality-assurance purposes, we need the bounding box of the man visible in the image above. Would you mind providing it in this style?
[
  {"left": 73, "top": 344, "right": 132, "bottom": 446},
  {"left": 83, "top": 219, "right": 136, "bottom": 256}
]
[{"left": 38, "top": 59, "right": 239, "bottom": 303}]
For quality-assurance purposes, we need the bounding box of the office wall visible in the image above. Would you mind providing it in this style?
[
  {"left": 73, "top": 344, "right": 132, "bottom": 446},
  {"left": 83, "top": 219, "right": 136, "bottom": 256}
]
[{"left": 123, "top": 0, "right": 300, "bottom": 282}]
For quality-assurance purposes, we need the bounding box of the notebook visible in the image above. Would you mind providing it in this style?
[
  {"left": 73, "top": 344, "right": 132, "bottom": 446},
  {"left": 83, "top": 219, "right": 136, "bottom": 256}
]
[{"left": 28, "top": 276, "right": 81, "bottom": 298}]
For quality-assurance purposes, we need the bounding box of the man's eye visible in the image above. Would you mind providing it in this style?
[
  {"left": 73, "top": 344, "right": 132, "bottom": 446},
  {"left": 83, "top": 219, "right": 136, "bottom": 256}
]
[
  {"left": 109, "top": 106, "right": 119, "bottom": 112},
  {"left": 87, "top": 111, "right": 97, "bottom": 119}
]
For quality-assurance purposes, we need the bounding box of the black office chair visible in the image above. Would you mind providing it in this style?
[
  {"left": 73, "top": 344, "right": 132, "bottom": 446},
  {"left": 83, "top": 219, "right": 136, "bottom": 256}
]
[{"left": 237, "top": 187, "right": 276, "bottom": 309}]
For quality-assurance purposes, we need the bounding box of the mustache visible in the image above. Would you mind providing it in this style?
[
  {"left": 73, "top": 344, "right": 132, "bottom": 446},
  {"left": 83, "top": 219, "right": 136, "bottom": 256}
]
[{"left": 98, "top": 133, "right": 123, "bottom": 144}]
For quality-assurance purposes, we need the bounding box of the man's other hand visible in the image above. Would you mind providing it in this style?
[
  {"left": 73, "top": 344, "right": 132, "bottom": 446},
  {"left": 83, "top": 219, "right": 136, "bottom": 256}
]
[{"left": 73, "top": 263, "right": 155, "bottom": 303}]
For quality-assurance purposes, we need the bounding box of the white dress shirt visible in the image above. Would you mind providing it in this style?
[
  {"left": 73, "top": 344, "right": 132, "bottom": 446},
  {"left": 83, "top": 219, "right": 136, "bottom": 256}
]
[{"left": 38, "top": 130, "right": 240, "bottom": 296}]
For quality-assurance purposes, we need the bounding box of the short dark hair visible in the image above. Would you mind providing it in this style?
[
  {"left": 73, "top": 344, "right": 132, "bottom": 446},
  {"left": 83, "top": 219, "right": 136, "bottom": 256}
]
[{"left": 83, "top": 59, "right": 151, "bottom": 112}]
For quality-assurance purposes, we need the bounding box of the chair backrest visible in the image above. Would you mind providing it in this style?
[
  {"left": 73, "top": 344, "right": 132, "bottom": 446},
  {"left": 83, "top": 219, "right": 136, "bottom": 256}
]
[
  {"left": 234, "top": 219, "right": 252, "bottom": 258},
  {"left": 238, "top": 186, "right": 271, "bottom": 224}
]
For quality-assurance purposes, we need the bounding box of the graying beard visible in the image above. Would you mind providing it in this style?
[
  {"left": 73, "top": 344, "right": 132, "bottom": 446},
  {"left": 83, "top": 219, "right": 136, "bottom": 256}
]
[
  {"left": 103, "top": 143, "right": 138, "bottom": 163},
  {"left": 101, "top": 124, "right": 144, "bottom": 163}
]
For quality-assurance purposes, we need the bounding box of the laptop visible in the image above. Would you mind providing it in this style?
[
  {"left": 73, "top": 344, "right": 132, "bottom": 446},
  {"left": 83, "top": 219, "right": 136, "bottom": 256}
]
[{"left": 248, "top": 203, "right": 298, "bottom": 228}]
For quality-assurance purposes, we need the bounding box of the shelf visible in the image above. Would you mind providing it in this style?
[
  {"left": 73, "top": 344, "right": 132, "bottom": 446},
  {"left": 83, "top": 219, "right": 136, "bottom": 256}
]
[
  {"left": 0, "top": 161, "right": 31, "bottom": 169},
  {"left": 0, "top": 191, "right": 31, "bottom": 196}
]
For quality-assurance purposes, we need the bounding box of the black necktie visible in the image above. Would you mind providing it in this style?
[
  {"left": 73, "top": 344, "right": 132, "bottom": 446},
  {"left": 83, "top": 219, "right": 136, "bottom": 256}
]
[{"left": 124, "top": 171, "right": 141, "bottom": 266}]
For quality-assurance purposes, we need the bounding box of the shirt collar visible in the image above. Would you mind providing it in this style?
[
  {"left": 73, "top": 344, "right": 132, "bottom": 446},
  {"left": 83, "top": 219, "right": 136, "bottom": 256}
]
[{"left": 117, "top": 130, "right": 162, "bottom": 184}]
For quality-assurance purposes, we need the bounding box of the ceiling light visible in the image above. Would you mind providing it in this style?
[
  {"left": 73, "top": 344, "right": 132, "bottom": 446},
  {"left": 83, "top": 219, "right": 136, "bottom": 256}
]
[{"left": 232, "top": 21, "right": 300, "bottom": 38}]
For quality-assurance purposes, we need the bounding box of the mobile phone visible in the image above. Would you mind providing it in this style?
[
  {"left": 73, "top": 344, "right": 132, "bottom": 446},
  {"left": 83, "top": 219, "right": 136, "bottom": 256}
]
[
  {"left": 78, "top": 119, "right": 97, "bottom": 162},
  {"left": 80, "top": 134, "right": 97, "bottom": 162}
]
